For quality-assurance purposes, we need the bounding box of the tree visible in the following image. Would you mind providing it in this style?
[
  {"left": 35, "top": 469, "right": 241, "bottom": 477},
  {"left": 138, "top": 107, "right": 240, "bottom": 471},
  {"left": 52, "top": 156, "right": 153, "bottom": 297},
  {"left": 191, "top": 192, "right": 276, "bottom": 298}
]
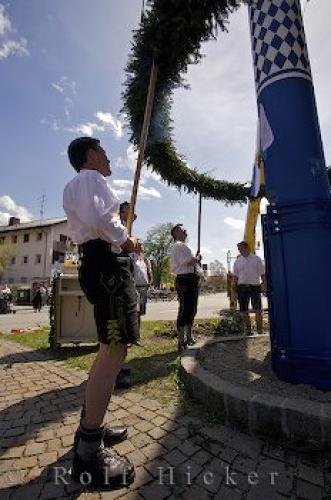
[
  {"left": 0, "top": 244, "right": 16, "bottom": 281},
  {"left": 144, "top": 222, "right": 174, "bottom": 287},
  {"left": 209, "top": 260, "right": 226, "bottom": 277}
]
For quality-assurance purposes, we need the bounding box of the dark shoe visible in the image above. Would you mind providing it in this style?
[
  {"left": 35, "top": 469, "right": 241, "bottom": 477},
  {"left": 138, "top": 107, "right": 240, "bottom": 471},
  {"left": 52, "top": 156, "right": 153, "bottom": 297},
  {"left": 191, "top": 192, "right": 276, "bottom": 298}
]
[
  {"left": 103, "top": 426, "right": 128, "bottom": 447},
  {"left": 74, "top": 425, "right": 128, "bottom": 451},
  {"left": 71, "top": 447, "right": 134, "bottom": 489}
]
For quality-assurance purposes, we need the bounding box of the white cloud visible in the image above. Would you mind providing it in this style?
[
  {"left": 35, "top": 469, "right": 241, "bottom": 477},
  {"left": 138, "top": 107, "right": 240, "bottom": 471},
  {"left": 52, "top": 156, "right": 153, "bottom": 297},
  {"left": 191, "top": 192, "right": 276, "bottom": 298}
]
[
  {"left": 51, "top": 76, "right": 76, "bottom": 96},
  {"left": 201, "top": 246, "right": 212, "bottom": 255},
  {"left": 113, "top": 179, "right": 132, "bottom": 188},
  {"left": 0, "top": 211, "right": 10, "bottom": 226},
  {"left": 224, "top": 217, "right": 245, "bottom": 230},
  {"left": 54, "top": 109, "right": 123, "bottom": 138},
  {"left": 66, "top": 122, "right": 105, "bottom": 137},
  {"left": 52, "top": 119, "right": 60, "bottom": 132},
  {"left": 0, "top": 38, "right": 28, "bottom": 60},
  {"left": 51, "top": 77, "right": 77, "bottom": 119},
  {"left": 95, "top": 111, "right": 123, "bottom": 139},
  {"left": 115, "top": 145, "right": 162, "bottom": 184},
  {"left": 0, "top": 4, "right": 29, "bottom": 61},
  {"left": 0, "top": 4, "right": 11, "bottom": 36},
  {"left": 112, "top": 179, "right": 161, "bottom": 200},
  {"left": 139, "top": 186, "right": 161, "bottom": 199},
  {"left": 0, "top": 195, "right": 33, "bottom": 225},
  {"left": 51, "top": 82, "right": 64, "bottom": 93}
]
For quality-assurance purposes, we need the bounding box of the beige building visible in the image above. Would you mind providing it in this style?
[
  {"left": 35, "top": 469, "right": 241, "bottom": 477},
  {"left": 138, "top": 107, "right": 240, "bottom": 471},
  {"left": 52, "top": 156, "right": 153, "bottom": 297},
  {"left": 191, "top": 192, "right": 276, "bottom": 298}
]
[{"left": 0, "top": 216, "right": 69, "bottom": 286}]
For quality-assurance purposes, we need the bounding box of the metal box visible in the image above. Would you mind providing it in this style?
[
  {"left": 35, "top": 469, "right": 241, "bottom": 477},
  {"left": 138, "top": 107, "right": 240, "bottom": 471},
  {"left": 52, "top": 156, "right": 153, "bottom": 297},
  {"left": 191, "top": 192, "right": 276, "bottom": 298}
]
[{"left": 49, "top": 274, "right": 97, "bottom": 348}]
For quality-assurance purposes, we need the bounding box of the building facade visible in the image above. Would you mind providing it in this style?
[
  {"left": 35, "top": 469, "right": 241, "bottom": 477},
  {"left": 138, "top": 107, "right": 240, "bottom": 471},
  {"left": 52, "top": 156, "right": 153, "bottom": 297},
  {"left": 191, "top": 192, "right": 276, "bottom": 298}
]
[{"left": 0, "top": 217, "right": 70, "bottom": 286}]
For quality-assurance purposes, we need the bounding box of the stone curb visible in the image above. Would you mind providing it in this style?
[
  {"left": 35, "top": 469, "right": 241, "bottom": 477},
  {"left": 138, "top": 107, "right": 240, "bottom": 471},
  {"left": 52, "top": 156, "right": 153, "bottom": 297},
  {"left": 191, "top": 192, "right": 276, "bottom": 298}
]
[{"left": 180, "top": 336, "right": 331, "bottom": 449}]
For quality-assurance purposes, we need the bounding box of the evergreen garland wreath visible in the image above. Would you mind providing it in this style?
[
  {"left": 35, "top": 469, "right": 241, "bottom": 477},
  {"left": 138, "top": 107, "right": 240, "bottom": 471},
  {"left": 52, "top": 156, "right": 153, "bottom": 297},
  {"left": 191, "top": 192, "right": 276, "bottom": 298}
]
[{"left": 123, "top": 0, "right": 249, "bottom": 204}]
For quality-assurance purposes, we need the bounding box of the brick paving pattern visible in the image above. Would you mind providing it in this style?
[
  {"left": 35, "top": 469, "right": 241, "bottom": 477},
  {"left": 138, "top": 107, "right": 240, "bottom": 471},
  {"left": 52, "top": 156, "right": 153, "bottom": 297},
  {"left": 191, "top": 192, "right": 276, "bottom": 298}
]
[{"left": 0, "top": 339, "right": 330, "bottom": 499}]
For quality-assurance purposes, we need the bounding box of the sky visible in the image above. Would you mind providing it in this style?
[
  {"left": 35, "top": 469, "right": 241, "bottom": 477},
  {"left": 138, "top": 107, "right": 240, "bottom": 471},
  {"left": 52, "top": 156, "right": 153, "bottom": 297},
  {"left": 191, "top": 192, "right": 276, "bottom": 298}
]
[{"left": 0, "top": 0, "right": 330, "bottom": 267}]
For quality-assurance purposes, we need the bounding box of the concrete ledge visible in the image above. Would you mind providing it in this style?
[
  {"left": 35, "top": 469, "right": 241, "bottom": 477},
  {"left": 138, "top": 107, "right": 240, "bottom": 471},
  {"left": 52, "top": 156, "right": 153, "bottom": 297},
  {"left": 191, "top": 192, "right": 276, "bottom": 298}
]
[{"left": 180, "top": 337, "right": 331, "bottom": 449}]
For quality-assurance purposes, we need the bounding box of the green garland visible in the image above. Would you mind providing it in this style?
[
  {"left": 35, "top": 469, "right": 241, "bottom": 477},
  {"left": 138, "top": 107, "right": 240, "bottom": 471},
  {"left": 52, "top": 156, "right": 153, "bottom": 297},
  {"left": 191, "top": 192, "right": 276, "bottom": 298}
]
[{"left": 123, "top": 0, "right": 249, "bottom": 204}]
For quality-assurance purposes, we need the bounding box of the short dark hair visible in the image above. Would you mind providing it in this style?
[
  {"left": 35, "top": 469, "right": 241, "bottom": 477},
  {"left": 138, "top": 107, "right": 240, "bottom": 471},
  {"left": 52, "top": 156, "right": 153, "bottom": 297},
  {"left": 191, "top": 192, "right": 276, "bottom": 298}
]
[
  {"left": 119, "top": 201, "right": 130, "bottom": 213},
  {"left": 67, "top": 137, "right": 100, "bottom": 172},
  {"left": 171, "top": 224, "right": 182, "bottom": 240},
  {"left": 237, "top": 241, "right": 249, "bottom": 248}
]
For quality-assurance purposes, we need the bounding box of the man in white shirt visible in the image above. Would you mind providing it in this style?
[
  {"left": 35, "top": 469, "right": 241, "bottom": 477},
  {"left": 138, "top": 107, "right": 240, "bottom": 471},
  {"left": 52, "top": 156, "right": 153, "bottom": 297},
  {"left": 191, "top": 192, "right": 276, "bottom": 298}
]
[
  {"left": 63, "top": 137, "right": 139, "bottom": 488},
  {"left": 131, "top": 243, "right": 152, "bottom": 316},
  {"left": 170, "top": 224, "right": 201, "bottom": 351},
  {"left": 2, "top": 284, "right": 11, "bottom": 301},
  {"left": 233, "top": 241, "right": 266, "bottom": 335},
  {"left": 119, "top": 202, "right": 152, "bottom": 316}
]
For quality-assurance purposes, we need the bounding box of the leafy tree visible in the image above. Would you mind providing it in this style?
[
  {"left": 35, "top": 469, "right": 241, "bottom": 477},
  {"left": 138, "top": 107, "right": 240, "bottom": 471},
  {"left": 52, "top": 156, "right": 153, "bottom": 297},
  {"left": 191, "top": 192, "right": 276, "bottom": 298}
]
[
  {"left": 144, "top": 222, "right": 174, "bottom": 287},
  {"left": 209, "top": 259, "right": 226, "bottom": 277},
  {"left": 0, "top": 244, "right": 16, "bottom": 280}
]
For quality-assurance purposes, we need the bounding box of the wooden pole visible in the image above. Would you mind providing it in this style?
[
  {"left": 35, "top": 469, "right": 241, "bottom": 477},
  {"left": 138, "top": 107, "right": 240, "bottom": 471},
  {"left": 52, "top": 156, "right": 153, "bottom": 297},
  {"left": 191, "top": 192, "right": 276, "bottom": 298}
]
[
  {"left": 127, "top": 59, "right": 158, "bottom": 235},
  {"left": 197, "top": 192, "right": 202, "bottom": 254}
]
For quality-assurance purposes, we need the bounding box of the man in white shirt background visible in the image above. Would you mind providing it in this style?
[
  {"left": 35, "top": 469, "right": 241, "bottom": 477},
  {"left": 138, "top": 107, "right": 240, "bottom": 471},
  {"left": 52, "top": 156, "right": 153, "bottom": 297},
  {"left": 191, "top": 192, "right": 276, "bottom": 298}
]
[
  {"left": 170, "top": 224, "right": 201, "bottom": 351},
  {"left": 233, "top": 240, "right": 266, "bottom": 335},
  {"left": 63, "top": 137, "right": 139, "bottom": 488},
  {"left": 131, "top": 242, "right": 152, "bottom": 317}
]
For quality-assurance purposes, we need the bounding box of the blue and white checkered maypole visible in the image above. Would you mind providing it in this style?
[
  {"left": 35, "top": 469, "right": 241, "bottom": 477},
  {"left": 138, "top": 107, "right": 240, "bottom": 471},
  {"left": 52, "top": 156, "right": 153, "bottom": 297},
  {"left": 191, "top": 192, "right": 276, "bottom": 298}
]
[{"left": 248, "top": 0, "right": 331, "bottom": 389}]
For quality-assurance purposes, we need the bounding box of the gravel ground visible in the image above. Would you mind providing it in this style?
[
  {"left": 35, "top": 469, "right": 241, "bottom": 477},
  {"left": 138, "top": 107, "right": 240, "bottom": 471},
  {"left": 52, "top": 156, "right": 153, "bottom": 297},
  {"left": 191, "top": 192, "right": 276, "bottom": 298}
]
[{"left": 198, "top": 336, "right": 331, "bottom": 403}]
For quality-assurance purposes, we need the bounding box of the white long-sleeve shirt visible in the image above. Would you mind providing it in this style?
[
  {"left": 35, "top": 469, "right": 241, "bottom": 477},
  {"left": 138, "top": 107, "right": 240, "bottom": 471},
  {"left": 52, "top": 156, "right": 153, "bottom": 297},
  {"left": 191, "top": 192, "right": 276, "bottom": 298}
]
[
  {"left": 63, "top": 169, "right": 127, "bottom": 254},
  {"left": 170, "top": 241, "right": 195, "bottom": 275},
  {"left": 131, "top": 253, "right": 151, "bottom": 286},
  {"left": 233, "top": 254, "right": 265, "bottom": 285}
]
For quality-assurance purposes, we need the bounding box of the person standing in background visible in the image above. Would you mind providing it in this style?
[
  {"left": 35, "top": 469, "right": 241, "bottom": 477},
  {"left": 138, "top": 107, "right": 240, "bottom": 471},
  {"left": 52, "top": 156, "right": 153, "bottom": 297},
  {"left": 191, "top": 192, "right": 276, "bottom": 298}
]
[
  {"left": 170, "top": 224, "right": 201, "bottom": 351},
  {"left": 131, "top": 242, "right": 152, "bottom": 319},
  {"left": 233, "top": 241, "right": 266, "bottom": 335}
]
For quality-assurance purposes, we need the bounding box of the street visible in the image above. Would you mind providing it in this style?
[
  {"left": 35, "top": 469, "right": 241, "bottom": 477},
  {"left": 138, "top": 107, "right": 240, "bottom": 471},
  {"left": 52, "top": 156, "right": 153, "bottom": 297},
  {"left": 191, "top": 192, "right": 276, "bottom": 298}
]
[
  {"left": 0, "top": 292, "right": 233, "bottom": 333},
  {"left": 0, "top": 292, "right": 268, "bottom": 333}
]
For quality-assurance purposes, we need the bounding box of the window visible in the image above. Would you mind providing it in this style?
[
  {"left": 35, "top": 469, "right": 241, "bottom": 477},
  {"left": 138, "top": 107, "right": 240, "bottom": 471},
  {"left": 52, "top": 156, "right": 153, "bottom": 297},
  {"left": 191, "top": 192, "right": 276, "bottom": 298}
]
[
  {"left": 21, "top": 277, "right": 27, "bottom": 284},
  {"left": 10, "top": 257, "right": 16, "bottom": 265},
  {"left": 35, "top": 254, "right": 41, "bottom": 264},
  {"left": 23, "top": 256, "right": 28, "bottom": 264},
  {"left": 37, "top": 232, "right": 43, "bottom": 241},
  {"left": 53, "top": 251, "right": 65, "bottom": 263},
  {"left": 11, "top": 235, "right": 17, "bottom": 244},
  {"left": 60, "top": 234, "right": 68, "bottom": 242},
  {"left": 8, "top": 278, "right": 14, "bottom": 284},
  {"left": 23, "top": 233, "right": 30, "bottom": 243}
]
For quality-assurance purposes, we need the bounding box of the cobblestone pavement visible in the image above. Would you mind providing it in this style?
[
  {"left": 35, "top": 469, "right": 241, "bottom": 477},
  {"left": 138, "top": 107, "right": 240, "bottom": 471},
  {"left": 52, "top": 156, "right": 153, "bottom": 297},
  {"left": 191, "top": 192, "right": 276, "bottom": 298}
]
[{"left": 0, "top": 339, "right": 330, "bottom": 499}]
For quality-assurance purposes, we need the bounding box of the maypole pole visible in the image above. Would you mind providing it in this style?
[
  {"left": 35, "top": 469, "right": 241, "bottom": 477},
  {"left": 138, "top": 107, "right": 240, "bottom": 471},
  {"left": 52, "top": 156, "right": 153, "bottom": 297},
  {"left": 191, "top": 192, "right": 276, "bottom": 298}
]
[
  {"left": 248, "top": 0, "right": 331, "bottom": 388},
  {"left": 127, "top": 0, "right": 158, "bottom": 236},
  {"left": 127, "top": 60, "right": 158, "bottom": 236},
  {"left": 197, "top": 193, "right": 202, "bottom": 254}
]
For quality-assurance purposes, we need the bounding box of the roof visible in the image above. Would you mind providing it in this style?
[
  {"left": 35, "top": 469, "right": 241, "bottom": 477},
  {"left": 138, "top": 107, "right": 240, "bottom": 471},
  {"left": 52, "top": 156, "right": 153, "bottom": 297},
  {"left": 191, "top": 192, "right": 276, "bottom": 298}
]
[{"left": 0, "top": 217, "right": 67, "bottom": 233}]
